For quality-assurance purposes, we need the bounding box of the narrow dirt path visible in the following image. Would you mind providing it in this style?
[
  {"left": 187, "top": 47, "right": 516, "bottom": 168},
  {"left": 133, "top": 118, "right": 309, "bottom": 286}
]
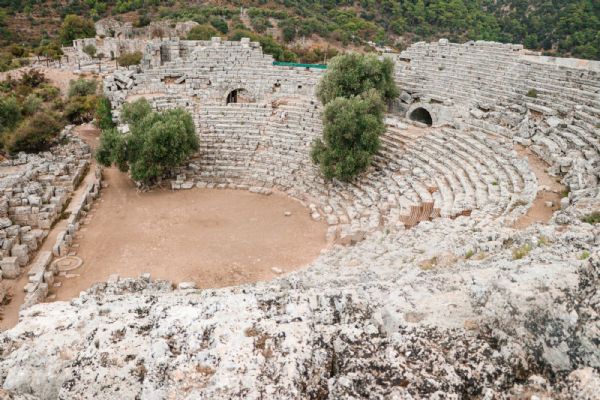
[
  {"left": 513, "top": 144, "right": 566, "bottom": 229},
  {"left": 0, "top": 124, "right": 99, "bottom": 330}
]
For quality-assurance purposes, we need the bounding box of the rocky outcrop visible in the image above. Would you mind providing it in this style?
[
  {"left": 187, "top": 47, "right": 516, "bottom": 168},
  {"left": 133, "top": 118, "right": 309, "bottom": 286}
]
[{"left": 0, "top": 217, "right": 597, "bottom": 399}]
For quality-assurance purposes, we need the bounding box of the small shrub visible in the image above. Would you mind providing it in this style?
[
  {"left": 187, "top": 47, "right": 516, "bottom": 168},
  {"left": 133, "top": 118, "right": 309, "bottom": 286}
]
[
  {"left": 187, "top": 25, "right": 219, "bottom": 40},
  {"left": 526, "top": 88, "right": 538, "bottom": 98},
  {"left": 512, "top": 243, "right": 533, "bottom": 260},
  {"left": 465, "top": 249, "right": 474, "bottom": 259},
  {"left": 210, "top": 17, "right": 228, "bottom": 34},
  {"left": 68, "top": 78, "right": 97, "bottom": 97},
  {"left": 21, "top": 94, "right": 42, "bottom": 116},
  {"left": 64, "top": 95, "right": 97, "bottom": 123},
  {"left": 0, "top": 96, "right": 21, "bottom": 131},
  {"left": 34, "top": 84, "right": 60, "bottom": 101},
  {"left": 8, "top": 111, "right": 63, "bottom": 153},
  {"left": 579, "top": 251, "right": 590, "bottom": 260},
  {"left": 20, "top": 69, "right": 46, "bottom": 88},
  {"left": 83, "top": 44, "right": 96, "bottom": 58},
  {"left": 117, "top": 51, "right": 143, "bottom": 67},
  {"left": 581, "top": 212, "right": 600, "bottom": 224}
]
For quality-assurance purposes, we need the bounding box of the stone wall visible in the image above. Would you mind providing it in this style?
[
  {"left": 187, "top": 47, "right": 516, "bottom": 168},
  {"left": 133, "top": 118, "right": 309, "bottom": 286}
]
[
  {"left": 0, "top": 127, "right": 90, "bottom": 289},
  {"left": 394, "top": 39, "right": 600, "bottom": 197}
]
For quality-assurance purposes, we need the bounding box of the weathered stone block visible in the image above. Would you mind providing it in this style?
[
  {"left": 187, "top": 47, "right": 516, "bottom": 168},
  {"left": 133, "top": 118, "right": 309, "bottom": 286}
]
[{"left": 0, "top": 256, "right": 20, "bottom": 279}]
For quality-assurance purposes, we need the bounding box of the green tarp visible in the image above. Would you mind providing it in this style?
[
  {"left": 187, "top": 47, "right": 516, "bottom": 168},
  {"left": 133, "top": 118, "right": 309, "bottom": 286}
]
[{"left": 272, "top": 61, "right": 327, "bottom": 69}]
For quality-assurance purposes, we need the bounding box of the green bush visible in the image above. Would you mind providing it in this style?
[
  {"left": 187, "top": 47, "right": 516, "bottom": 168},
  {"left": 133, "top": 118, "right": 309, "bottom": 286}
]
[
  {"left": 59, "top": 14, "right": 96, "bottom": 45},
  {"left": 117, "top": 51, "right": 143, "bottom": 67},
  {"left": 95, "top": 127, "right": 127, "bottom": 171},
  {"left": 64, "top": 95, "right": 97, "bottom": 123},
  {"left": 581, "top": 212, "right": 600, "bottom": 224},
  {"left": 228, "top": 29, "right": 296, "bottom": 62},
  {"left": 316, "top": 54, "right": 399, "bottom": 105},
  {"left": 95, "top": 97, "right": 115, "bottom": 130},
  {"left": 186, "top": 25, "right": 219, "bottom": 40},
  {"left": 20, "top": 69, "right": 47, "bottom": 89},
  {"left": 0, "top": 96, "right": 21, "bottom": 131},
  {"left": 121, "top": 98, "right": 152, "bottom": 126},
  {"left": 83, "top": 44, "right": 96, "bottom": 58},
  {"left": 68, "top": 78, "right": 97, "bottom": 97},
  {"left": 8, "top": 111, "right": 63, "bottom": 153},
  {"left": 311, "top": 90, "right": 385, "bottom": 181},
  {"left": 210, "top": 17, "right": 228, "bottom": 34},
  {"left": 96, "top": 105, "right": 199, "bottom": 185},
  {"left": 526, "top": 88, "right": 539, "bottom": 98},
  {"left": 22, "top": 94, "right": 42, "bottom": 116}
]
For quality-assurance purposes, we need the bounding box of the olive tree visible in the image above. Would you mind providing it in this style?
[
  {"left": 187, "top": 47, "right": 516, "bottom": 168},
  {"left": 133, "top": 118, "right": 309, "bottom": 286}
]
[
  {"left": 311, "top": 53, "right": 398, "bottom": 181},
  {"left": 96, "top": 99, "right": 199, "bottom": 186},
  {"left": 311, "top": 90, "right": 385, "bottom": 181},
  {"left": 316, "top": 53, "right": 399, "bottom": 105}
]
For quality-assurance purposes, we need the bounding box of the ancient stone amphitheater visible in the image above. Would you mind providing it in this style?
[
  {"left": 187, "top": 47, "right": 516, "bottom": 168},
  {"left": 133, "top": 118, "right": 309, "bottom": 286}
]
[{"left": 0, "top": 37, "right": 599, "bottom": 399}]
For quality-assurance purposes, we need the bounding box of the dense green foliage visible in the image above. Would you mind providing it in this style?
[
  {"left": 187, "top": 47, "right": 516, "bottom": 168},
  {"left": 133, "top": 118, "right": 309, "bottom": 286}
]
[
  {"left": 311, "top": 53, "right": 397, "bottom": 181},
  {"left": 95, "top": 97, "right": 115, "bottom": 130},
  {"left": 186, "top": 25, "right": 219, "bottom": 40},
  {"left": 0, "top": 0, "right": 597, "bottom": 75},
  {"left": 0, "top": 70, "right": 66, "bottom": 153},
  {"left": 96, "top": 99, "right": 199, "bottom": 185},
  {"left": 117, "top": 51, "right": 143, "bottom": 67},
  {"left": 311, "top": 90, "right": 385, "bottom": 181},
  {"left": 63, "top": 78, "right": 99, "bottom": 124},
  {"left": 8, "top": 111, "right": 63, "bottom": 153},
  {"left": 316, "top": 53, "right": 399, "bottom": 104},
  {"left": 59, "top": 14, "right": 96, "bottom": 45}
]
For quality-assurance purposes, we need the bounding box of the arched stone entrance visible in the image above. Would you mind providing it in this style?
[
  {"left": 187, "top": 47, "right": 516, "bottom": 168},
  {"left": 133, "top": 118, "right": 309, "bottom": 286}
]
[
  {"left": 226, "top": 88, "right": 252, "bottom": 104},
  {"left": 409, "top": 107, "right": 433, "bottom": 126}
]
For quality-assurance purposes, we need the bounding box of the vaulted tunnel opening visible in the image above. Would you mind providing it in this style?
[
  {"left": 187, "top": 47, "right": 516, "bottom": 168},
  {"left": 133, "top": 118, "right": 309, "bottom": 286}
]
[
  {"left": 226, "top": 88, "right": 253, "bottom": 104},
  {"left": 409, "top": 107, "right": 433, "bottom": 126}
]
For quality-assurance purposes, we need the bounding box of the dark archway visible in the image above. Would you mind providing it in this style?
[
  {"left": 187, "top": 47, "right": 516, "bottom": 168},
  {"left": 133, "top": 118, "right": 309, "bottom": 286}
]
[
  {"left": 409, "top": 107, "right": 433, "bottom": 126},
  {"left": 226, "top": 88, "right": 252, "bottom": 104}
]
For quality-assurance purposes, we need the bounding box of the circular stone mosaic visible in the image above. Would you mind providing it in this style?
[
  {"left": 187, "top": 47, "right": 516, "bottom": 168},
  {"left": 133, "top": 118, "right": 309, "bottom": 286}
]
[{"left": 52, "top": 256, "right": 83, "bottom": 272}]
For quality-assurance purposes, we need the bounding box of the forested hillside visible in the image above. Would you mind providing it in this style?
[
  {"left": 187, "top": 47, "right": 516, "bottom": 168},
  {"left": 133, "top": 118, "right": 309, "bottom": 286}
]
[{"left": 0, "top": 0, "right": 598, "bottom": 71}]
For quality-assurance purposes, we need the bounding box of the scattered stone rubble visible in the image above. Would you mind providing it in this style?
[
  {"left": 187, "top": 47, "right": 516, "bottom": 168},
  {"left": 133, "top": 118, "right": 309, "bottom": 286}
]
[
  {"left": 0, "top": 126, "right": 95, "bottom": 310},
  {"left": 1, "top": 38, "right": 599, "bottom": 398}
]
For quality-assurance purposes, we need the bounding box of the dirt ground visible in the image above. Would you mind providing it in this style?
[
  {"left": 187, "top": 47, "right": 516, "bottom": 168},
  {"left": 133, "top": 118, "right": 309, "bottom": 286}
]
[
  {"left": 50, "top": 169, "right": 328, "bottom": 301},
  {"left": 0, "top": 66, "right": 95, "bottom": 96},
  {"left": 513, "top": 144, "right": 566, "bottom": 229}
]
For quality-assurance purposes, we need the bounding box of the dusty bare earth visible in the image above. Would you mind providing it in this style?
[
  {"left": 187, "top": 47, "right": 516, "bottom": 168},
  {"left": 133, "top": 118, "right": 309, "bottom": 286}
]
[
  {"left": 50, "top": 170, "right": 328, "bottom": 301},
  {"left": 513, "top": 144, "right": 566, "bottom": 229},
  {"left": 0, "top": 67, "right": 95, "bottom": 96}
]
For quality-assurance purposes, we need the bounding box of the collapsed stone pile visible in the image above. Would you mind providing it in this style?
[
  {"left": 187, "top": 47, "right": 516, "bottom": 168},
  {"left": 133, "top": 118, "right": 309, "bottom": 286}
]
[
  {"left": 0, "top": 39, "right": 598, "bottom": 398},
  {"left": 0, "top": 127, "right": 91, "bottom": 308}
]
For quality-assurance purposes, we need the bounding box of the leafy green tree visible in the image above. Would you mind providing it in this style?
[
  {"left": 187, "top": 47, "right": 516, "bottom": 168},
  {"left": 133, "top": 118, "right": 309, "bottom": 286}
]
[
  {"left": 186, "top": 25, "right": 219, "bottom": 40},
  {"left": 59, "top": 14, "right": 96, "bottom": 45},
  {"left": 120, "top": 98, "right": 152, "bottom": 125},
  {"left": 96, "top": 100, "right": 199, "bottom": 185},
  {"left": 311, "top": 90, "right": 385, "bottom": 181},
  {"left": 95, "top": 97, "right": 115, "bottom": 130},
  {"left": 316, "top": 53, "right": 399, "bottom": 105}
]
